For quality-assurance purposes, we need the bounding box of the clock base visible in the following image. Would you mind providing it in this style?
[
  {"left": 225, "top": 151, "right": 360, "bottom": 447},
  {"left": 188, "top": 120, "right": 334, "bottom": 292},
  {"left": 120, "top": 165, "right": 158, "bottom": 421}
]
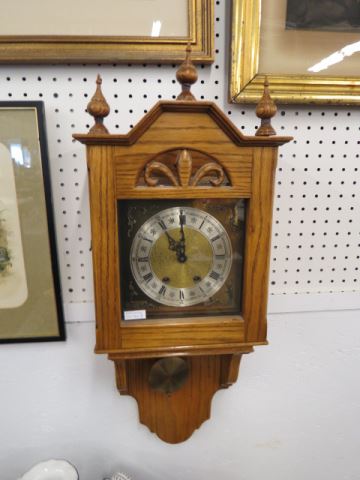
[{"left": 111, "top": 352, "right": 252, "bottom": 444}]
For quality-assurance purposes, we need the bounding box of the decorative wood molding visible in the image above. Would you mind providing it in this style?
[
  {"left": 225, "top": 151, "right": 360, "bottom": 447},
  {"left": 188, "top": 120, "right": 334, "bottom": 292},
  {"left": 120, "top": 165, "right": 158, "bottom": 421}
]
[
  {"left": 86, "top": 75, "right": 110, "bottom": 134},
  {"left": 114, "top": 359, "right": 128, "bottom": 394},
  {"left": 144, "top": 161, "right": 179, "bottom": 187},
  {"left": 190, "top": 162, "right": 225, "bottom": 186},
  {"left": 255, "top": 77, "right": 277, "bottom": 137},
  {"left": 75, "top": 100, "right": 292, "bottom": 147},
  {"left": 220, "top": 353, "right": 243, "bottom": 388},
  {"left": 141, "top": 148, "right": 229, "bottom": 188},
  {"left": 176, "top": 44, "right": 198, "bottom": 101},
  {"left": 176, "top": 149, "right": 193, "bottom": 186}
]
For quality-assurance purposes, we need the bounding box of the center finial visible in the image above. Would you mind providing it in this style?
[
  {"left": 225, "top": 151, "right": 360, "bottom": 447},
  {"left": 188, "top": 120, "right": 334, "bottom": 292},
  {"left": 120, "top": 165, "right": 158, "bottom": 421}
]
[{"left": 176, "top": 44, "right": 198, "bottom": 101}]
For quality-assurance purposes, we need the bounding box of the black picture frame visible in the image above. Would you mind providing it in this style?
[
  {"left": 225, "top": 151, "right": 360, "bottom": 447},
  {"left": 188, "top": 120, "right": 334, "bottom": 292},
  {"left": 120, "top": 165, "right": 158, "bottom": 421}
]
[{"left": 0, "top": 101, "right": 65, "bottom": 343}]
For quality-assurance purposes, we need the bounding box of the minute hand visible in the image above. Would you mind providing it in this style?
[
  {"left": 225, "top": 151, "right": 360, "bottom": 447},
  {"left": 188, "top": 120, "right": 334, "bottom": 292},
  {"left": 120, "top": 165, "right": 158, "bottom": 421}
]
[{"left": 177, "top": 211, "right": 187, "bottom": 263}]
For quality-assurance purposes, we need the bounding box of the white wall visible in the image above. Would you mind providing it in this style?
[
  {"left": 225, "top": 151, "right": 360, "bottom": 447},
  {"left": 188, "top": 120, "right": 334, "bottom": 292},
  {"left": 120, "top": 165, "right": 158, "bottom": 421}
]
[{"left": 1, "top": 311, "right": 359, "bottom": 480}]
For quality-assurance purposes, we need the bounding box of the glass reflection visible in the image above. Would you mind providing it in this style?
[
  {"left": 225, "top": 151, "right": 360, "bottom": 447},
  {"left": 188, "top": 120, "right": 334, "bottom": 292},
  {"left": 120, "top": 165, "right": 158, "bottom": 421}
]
[{"left": 10, "top": 143, "right": 32, "bottom": 168}]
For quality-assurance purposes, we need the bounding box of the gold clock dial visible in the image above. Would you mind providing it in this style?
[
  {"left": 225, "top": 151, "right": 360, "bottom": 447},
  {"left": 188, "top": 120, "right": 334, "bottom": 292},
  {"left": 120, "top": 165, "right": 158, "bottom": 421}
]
[
  {"left": 150, "top": 227, "right": 213, "bottom": 289},
  {"left": 130, "top": 206, "right": 232, "bottom": 307}
]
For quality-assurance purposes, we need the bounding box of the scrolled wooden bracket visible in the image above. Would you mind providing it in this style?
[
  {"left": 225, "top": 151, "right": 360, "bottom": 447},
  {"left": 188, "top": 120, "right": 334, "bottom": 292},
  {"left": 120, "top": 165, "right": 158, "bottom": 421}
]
[
  {"left": 114, "top": 359, "right": 128, "bottom": 394},
  {"left": 87, "top": 74, "right": 110, "bottom": 134},
  {"left": 255, "top": 76, "right": 277, "bottom": 136},
  {"left": 110, "top": 352, "right": 251, "bottom": 444},
  {"left": 220, "top": 353, "right": 243, "bottom": 388}
]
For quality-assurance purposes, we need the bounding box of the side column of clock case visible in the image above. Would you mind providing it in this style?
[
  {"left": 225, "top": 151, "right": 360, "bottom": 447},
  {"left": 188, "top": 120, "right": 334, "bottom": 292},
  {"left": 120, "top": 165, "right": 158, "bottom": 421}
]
[{"left": 74, "top": 81, "right": 291, "bottom": 444}]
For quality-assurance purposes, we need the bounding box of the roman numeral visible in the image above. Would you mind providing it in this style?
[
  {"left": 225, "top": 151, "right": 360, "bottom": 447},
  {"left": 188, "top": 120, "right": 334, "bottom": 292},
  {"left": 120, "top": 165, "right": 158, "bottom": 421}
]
[
  {"left": 199, "top": 285, "right": 206, "bottom": 296},
  {"left": 143, "top": 237, "right": 153, "bottom": 243},
  {"left": 138, "top": 257, "right": 149, "bottom": 263},
  {"left": 179, "top": 289, "right": 185, "bottom": 300},
  {"left": 215, "top": 254, "right": 226, "bottom": 259},
  {"left": 209, "top": 271, "right": 220, "bottom": 281},
  {"left": 211, "top": 234, "right": 221, "bottom": 243},
  {"left": 158, "top": 220, "right": 167, "bottom": 230},
  {"left": 143, "top": 272, "right": 153, "bottom": 283},
  {"left": 158, "top": 285, "right": 166, "bottom": 296},
  {"left": 199, "top": 217, "right": 207, "bottom": 229},
  {"left": 179, "top": 211, "right": 186, "bottom": 225}
]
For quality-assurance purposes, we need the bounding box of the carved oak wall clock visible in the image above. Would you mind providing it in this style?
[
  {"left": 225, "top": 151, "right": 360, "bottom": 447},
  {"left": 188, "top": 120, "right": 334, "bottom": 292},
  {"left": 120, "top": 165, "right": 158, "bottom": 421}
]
[{"left": 74, "top": 47, "right": 292, "bottom": 444}]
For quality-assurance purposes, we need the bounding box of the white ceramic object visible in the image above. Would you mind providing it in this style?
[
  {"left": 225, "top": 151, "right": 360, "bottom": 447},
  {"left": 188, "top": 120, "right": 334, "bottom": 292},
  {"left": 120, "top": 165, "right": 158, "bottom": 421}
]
[
  {"left": 110, "top": 474, "right": 132, "bottom": 480},
  {"left": 19, "top": 460, "right": 78, "bottom": 480}
]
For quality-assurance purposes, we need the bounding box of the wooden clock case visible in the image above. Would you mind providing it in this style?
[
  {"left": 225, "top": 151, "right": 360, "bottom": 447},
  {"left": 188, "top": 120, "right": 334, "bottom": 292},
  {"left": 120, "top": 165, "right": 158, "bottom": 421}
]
[{"left": 74, "top": 49, "right": 292, "bottom": 444}]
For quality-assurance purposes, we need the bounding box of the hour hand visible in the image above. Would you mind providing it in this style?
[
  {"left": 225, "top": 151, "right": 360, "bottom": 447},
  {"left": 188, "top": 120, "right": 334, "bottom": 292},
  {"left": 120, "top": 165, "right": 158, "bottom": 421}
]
[{"left": 165, "top": 230, "right": 178, "bottom": 251}]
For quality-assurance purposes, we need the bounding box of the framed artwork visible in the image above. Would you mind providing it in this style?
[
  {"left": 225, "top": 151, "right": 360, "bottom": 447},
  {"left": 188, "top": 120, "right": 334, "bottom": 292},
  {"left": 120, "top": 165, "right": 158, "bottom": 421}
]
[
  {"left": 230, "top": 0, "right": 360, "bottom": 104},
  {"left": 286, "top": 0, "right": 360, "bottom": 32},
  {"left": 0, "top": 102, "right": 65, "bottom": 343},
  {"left": 0, "top": 0, "right": 213, "bottom": 64}
]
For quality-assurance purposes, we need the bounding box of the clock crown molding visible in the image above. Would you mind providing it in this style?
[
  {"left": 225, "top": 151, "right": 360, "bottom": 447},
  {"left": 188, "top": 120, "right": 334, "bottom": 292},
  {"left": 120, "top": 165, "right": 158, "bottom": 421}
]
[
  {"left": 75, "top": 61, "right": 292, "bottom": 146},
  {"left": 74, "top": 87, "right": 292, "bottom": 148}
]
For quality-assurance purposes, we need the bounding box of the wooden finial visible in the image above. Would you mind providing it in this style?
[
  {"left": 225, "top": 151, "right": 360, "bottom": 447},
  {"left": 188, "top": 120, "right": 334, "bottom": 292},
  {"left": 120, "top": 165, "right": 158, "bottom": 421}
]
[
  {"left": 255, "top": 76, "right": 277, "bottom": 136},
  {"left": 176, "top": 44, "right": 198, "bottom": 101},
  {"left": 87, "top": 75, "right": 110, "bottom": 134}
]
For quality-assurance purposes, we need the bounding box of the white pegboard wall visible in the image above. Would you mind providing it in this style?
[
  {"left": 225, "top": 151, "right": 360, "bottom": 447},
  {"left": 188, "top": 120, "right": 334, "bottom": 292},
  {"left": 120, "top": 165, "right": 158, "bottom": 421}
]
[
  {"left": 272, "top": 107, "right": 360, "bottom": 295},
  {"left": 0, "top": 0, "right": 358, "bottom": 318}
]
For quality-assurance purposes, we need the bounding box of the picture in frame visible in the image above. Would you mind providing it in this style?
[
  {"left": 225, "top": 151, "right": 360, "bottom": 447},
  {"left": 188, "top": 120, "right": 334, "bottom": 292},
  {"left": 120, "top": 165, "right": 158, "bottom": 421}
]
[
  {"left": 286, "top": 0, "right": 360, "bottom": 32},
  {"left": 0, "top": 0, "right": 213, "bottom": 64},
  {"left": 0, "top": 102, "right": 65, "bottom": 343},
  {"left": 230, "top": 0, "right": 360, "bottom": 104}
]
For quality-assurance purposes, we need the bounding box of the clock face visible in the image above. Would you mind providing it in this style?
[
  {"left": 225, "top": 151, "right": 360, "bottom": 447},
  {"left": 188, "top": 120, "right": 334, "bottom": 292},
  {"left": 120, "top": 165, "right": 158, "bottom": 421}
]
[
  {"left": 130, "top": 207, "right": 232, "bottom": 307},
  {"left": 118, "top": 199, "right": 245, "bottom": 319}
]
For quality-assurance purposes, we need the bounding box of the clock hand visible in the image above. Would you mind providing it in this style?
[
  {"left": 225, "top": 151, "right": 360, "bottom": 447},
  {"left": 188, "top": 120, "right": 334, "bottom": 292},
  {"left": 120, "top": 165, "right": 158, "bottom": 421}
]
[
  {"left": 177, "top": 210, "right": 187, "bottom": 263},
  {"left": 165, "top": 230, "right": 178, "bottom": 252}
]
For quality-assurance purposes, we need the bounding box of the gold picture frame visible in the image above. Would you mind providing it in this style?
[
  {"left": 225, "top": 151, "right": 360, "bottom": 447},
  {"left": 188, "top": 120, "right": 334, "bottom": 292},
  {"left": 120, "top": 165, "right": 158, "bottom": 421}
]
[
  {"left": 0, "top": 0, "right": 213, "bottom": 64},
  {"left": 230, "top": 0, "right": 360, "bottom": 104}
]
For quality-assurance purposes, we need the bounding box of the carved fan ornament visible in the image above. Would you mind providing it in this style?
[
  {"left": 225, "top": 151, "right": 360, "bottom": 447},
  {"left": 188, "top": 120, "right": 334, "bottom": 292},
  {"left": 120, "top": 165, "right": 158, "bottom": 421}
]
[{"left": 141, "top": 148, "right": 229, "bottom": 187}]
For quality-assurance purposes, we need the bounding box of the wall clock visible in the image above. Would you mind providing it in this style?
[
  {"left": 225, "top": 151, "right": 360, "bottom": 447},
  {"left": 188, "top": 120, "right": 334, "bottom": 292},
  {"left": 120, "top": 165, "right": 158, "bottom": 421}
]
[
  {"left": 74, "top": 47, "right": 292, "bottom": 443},
  {"left": 120, "top": 199, "right": 244, "bottom": 317}
]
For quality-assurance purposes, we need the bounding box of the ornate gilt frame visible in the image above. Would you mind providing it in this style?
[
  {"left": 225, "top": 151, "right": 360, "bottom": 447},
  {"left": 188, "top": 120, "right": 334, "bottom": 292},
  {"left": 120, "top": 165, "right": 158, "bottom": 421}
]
[
  {"left": 230, "top": 0, "right": 360, "bottom": 104},
  {"left": 0, "top": 0, "right": 213, "bottom": 64}
]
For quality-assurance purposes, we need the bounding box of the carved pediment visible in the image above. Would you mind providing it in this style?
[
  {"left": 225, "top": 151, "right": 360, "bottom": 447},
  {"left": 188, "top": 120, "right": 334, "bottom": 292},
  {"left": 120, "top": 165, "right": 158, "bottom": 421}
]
[{"left": 138, "top": 148, "right": 230, "bottom": 188}]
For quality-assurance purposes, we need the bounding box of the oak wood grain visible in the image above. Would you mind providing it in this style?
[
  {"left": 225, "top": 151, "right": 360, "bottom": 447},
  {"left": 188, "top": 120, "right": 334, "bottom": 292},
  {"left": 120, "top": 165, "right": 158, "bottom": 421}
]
[
  {"left": 243, "top": 147, "right": 278, "bottom": 343},
  {"left": 74, "top": 101, "right": 292, "bottom": 147},
  {"left": 87, "top": 146, "right": 122, "bottom": 351},
  {"left": 113, "top": 354, "right": 246, "bottom": 443},
  {"left": 120, "top": 317, "right": 244, "bottom": 349},
  {"left": 76, "top": 84, "right": 292, "bottom": 443}
]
